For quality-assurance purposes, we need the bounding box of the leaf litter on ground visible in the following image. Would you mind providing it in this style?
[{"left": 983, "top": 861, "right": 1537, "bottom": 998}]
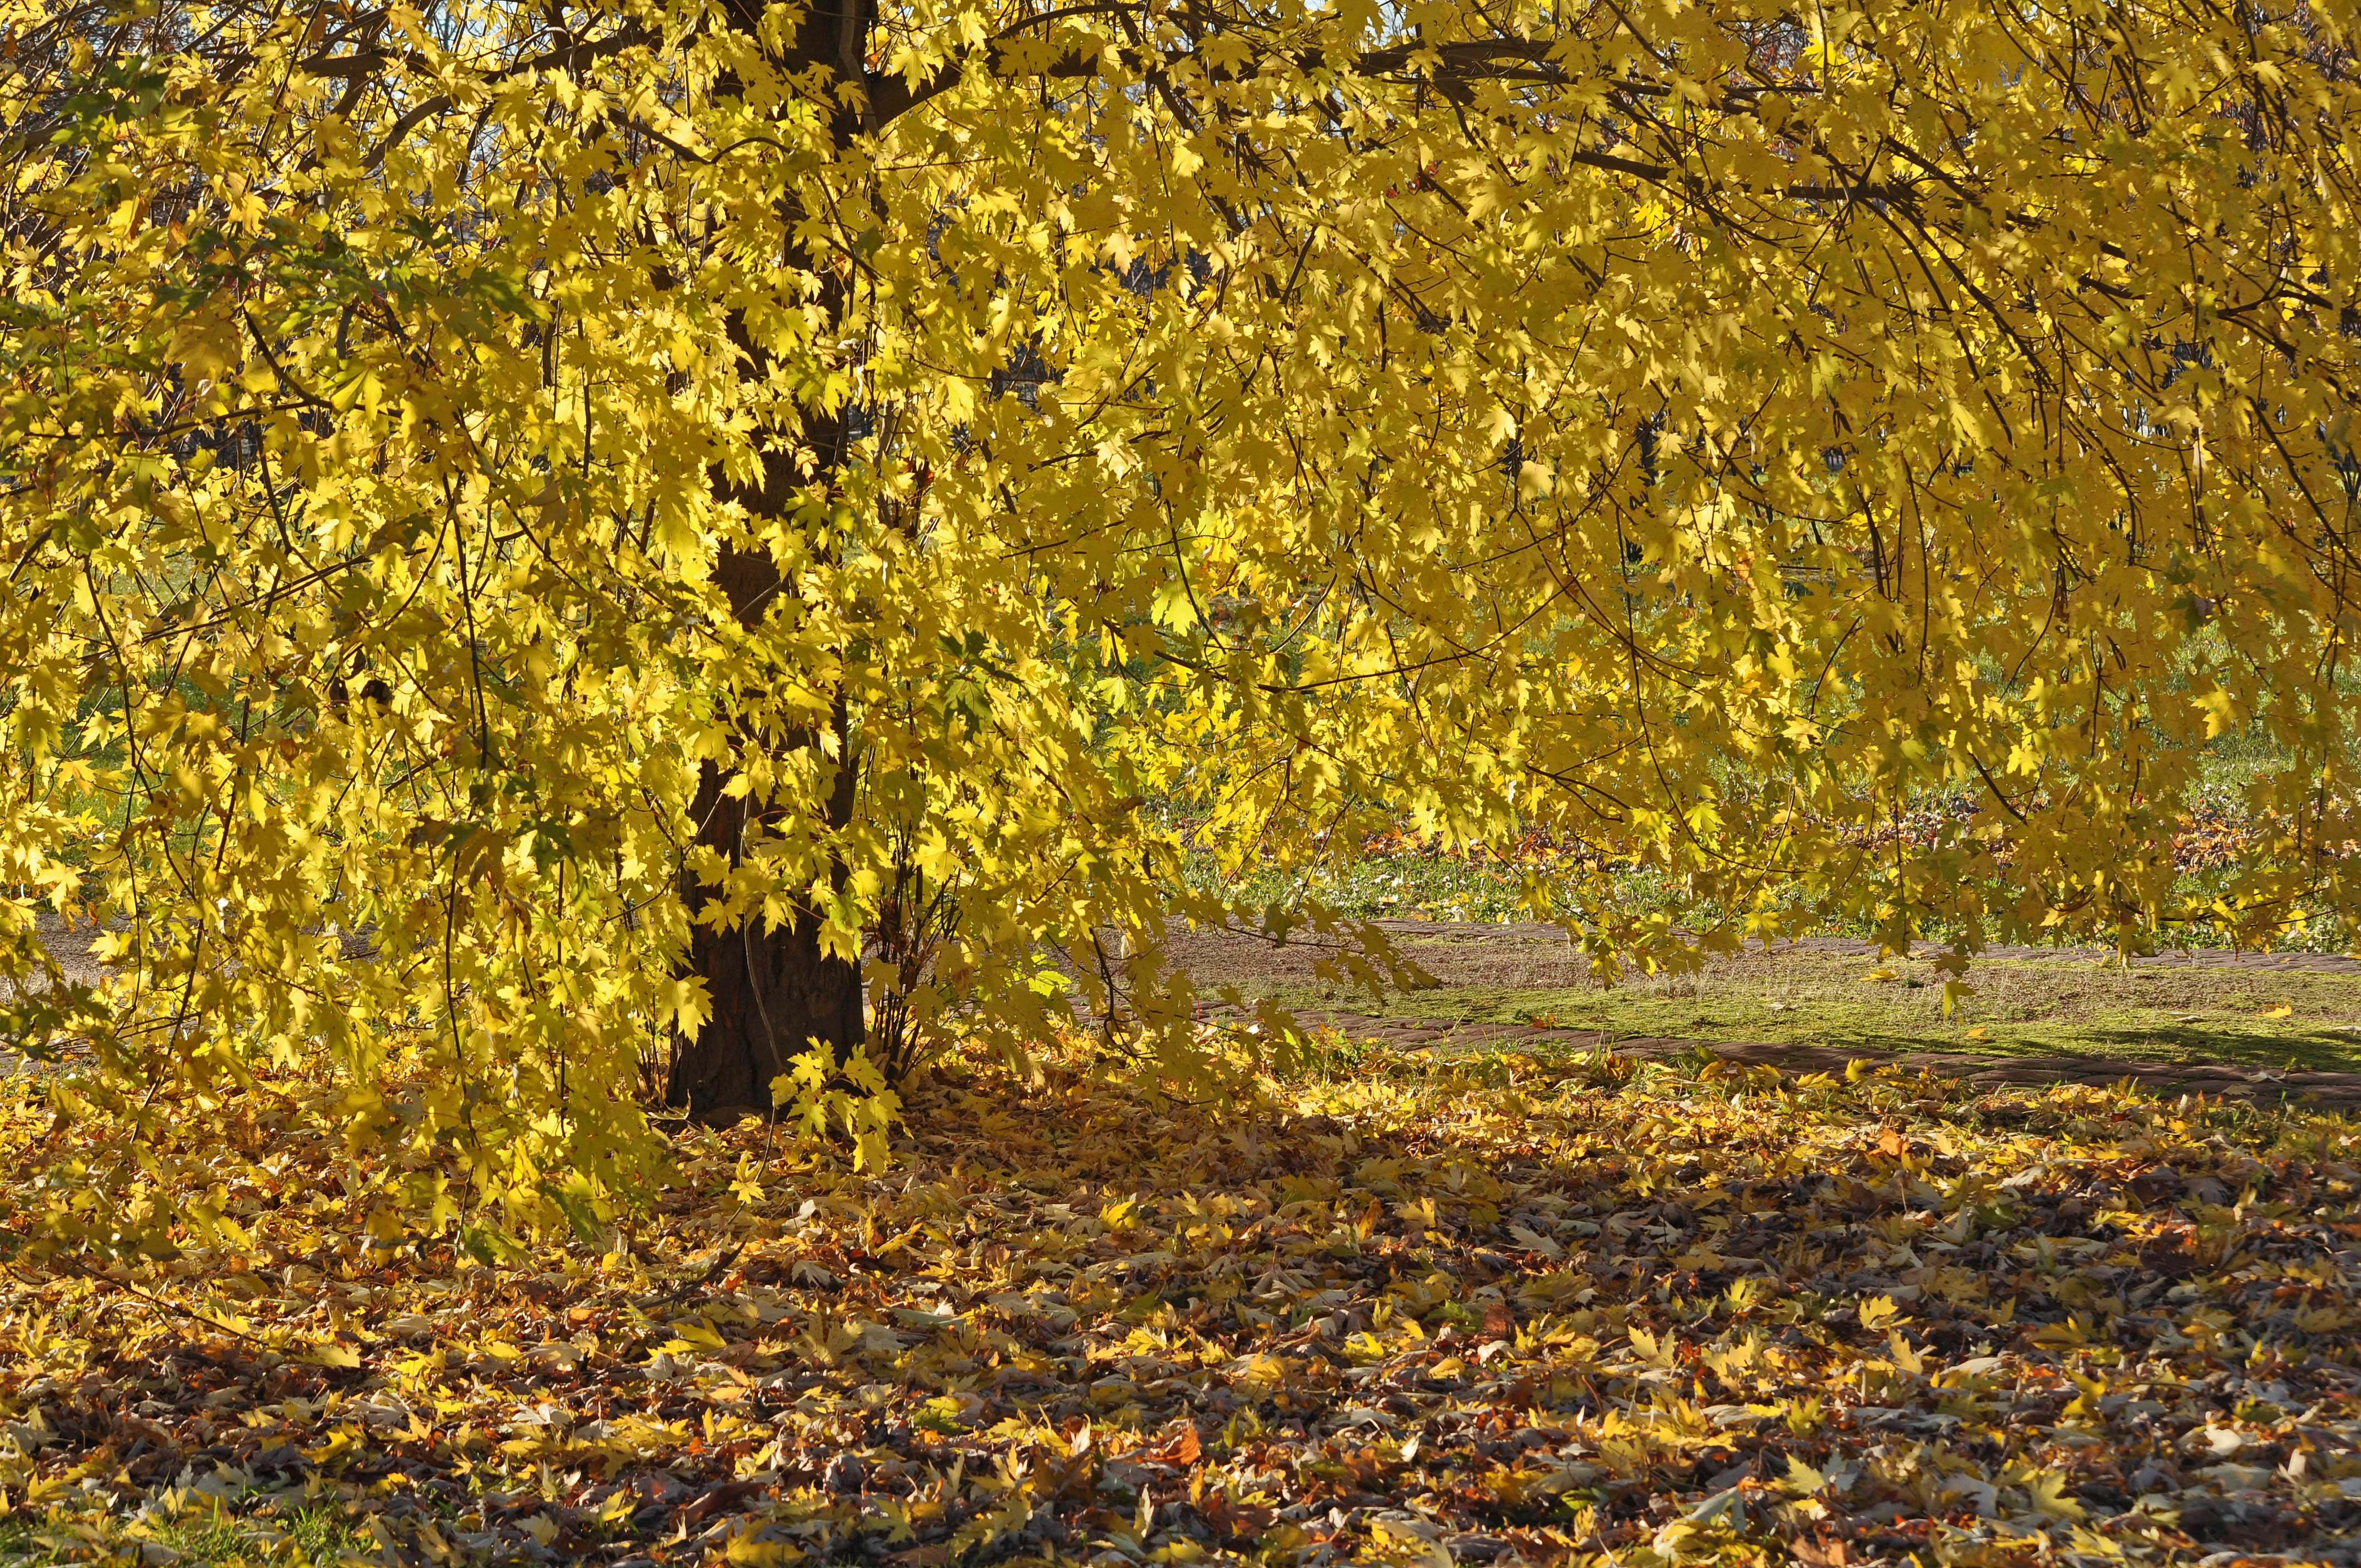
[{"left": 2, "top": 1045, "right": 2359, "bottom": 1567}]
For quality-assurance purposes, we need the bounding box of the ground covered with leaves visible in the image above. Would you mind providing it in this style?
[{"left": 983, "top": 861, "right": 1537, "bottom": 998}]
[{"left": 3, "top": 1048, "right": 2360, "bottom": 1568}]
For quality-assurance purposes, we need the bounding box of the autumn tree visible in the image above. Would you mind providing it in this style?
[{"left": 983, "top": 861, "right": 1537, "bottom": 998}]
[{"left": 3, "top": 0, "right": 2358, "bottom": 1245}]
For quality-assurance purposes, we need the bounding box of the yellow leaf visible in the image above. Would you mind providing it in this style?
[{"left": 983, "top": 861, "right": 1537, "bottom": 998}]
[
  {"left": 1781, "top": 1455, "right": 1828, "bottom": 1496},
  {"left": 724, "top": 1528, "right": 806, "bottom": 1565},
  {"left": 669, "top": 1319, "right": 728, "bottom": 1352},
  {"left": 2025, "top": 1471, "right": 2087, "bottom": 1520},
  {"left": 1858, "top": 1295, "right": 1906, "bottom": 1331}
]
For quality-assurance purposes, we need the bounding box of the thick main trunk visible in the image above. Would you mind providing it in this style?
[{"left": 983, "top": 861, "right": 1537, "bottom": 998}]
[
  {"left": 663, "top": 0, "right": 877, "bottom": 1117},
  {"left": 664, "top": 548, "right": 867, "bottom": 1117},
  {"left": 667, "top": 760, "right": 865, "bottom": 1116},
  {"left": 662, "top": 552, "right": 870, "bottom": 1121}
]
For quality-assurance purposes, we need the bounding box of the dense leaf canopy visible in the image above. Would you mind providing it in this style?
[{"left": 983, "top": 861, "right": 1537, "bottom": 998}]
[{"left": 2, "top": 0, "right": 2358, "bottom": 1243}]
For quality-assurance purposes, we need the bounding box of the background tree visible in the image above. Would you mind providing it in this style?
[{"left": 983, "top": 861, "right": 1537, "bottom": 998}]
[{"left": 3, "top": 0, "right": 2356, "bottom": 1250}]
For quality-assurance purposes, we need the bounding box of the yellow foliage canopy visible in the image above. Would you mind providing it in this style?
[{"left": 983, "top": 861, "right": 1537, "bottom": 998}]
[{"left": 1, "top": 0, "right": 2358, "bottom": 1237}]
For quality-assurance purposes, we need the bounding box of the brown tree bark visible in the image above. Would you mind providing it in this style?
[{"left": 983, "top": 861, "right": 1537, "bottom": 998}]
[
  {"left": 667, "top": 700, "right": 865, "bottom": 1113},
  {"left": 665, "top": 0, "right": 878, "bottom": 1116}
]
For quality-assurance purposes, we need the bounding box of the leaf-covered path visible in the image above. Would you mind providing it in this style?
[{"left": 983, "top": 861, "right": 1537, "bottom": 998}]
[{"left": 4, "top": 1051, "right": 2359, "bottom": 1567}]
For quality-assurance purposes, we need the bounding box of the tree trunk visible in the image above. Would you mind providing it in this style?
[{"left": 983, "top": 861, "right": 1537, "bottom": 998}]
[
  {"left": 665, "top": 523, "right": 868, "bottom": 1114},
  {"left": 662, "top": 0, "right": 878, "bottom": 1117},
  {"left": 665, "top": 524, "right": 867, "bottom": 1117},
  {"left": 667, "top": 726, "right": 866, "bottom": 1114}
]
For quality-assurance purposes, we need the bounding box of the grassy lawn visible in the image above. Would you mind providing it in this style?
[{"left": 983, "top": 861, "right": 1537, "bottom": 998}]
[{"left": 1259, "top": 945, "right": 2361, "bottom": 1073}]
